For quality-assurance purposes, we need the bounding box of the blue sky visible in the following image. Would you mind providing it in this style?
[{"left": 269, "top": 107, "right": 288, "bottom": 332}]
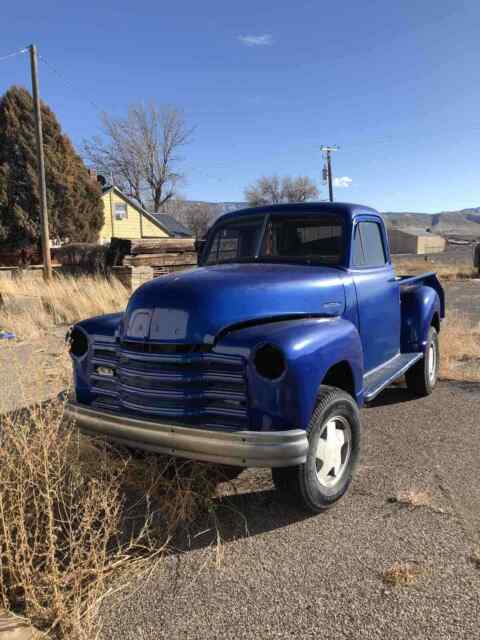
[{"left": 1, "top": 0, "right": 479, "bottom": 212}]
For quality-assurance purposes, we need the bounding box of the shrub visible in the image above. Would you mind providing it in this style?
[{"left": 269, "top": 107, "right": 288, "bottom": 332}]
[
  {"left": 0, "top": 402, "right": 148, "bottom": 638},
  {"left": 54, "top": 243, "right": 110, "bottom": 275},
  {"left": 0, "top": 399, "right": 224, "bottom": 638},
  {"left": 0, "top": 86, "right": 104, "bottom": 249}
]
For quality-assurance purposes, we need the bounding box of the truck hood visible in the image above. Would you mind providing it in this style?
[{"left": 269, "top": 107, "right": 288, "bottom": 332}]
[{"left": 123, "top": 263, "right": 346, "bottom": 344}]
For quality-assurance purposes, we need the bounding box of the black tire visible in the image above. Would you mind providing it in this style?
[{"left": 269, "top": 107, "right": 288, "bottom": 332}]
[
  {"left": 405, "top": 326, "right": 439, "bottom": 397},
  {"left": 272, "top": 386, "right": 361, "bottom": 513}
]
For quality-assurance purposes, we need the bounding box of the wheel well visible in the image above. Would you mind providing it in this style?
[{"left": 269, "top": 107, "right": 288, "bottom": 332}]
[
  {"left": 431, "top": 312, "right": 440, "bottom": 333},
  {"left": 322, "top": 361, "right": 355, "bottom": 398}
]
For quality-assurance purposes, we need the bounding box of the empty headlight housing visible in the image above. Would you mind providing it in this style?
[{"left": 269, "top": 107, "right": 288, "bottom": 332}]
[
  {"left": 68, "top": 327, "right": 89, "bottom": 358},
  {"left": 253, "top": 344, "right": 286, "bottom": 380}
]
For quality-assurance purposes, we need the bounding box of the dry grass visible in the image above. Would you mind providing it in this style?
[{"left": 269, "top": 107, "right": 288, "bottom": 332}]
[
  {"left": 0, "top": 401, "right": 153, "bottom": 639},
  {"left": 439, "top": 312, "right": 480, "bottom": 382},
  {"left": 0, "top": 397, "right": 224, "bottom": 639},
  {"left": 393, "top": 257, "right": 476, "bottom": 281},
  {"left": 383, "top": 561, "right": 425, "bottom": 586},
  {"left": 0, "top": 274, "right": 129, "bottom": 340}
]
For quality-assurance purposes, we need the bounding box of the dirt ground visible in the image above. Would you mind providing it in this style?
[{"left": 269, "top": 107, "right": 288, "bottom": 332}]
[
  {"left": 1, "top": 275, "right": 479, "bottom": 640},
  {"left": 444, "top": 280, "right": 480, "bottom": 322},
  {"left": 395, "top": 242, "right": 476, "bottom": 269}
]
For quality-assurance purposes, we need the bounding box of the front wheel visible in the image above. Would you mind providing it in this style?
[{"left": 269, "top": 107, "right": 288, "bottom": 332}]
[
  {"left": 272, "top": 386, "right": 361, "bottom": 513},
  {"left": 405, "top": 326, "right": 439, "bottom": 397}
]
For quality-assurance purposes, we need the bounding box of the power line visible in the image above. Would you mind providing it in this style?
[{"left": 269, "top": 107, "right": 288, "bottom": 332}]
[
  {"left": 0, "top": 46, "right": 104, "bottom": 114},
  {"left": 0, "top": 46, "right": 104, "bottom": 118},
  {"left": 0, "top": 47, "right": 28, "bottom": 63},
  {"left": 38, "top": 53, "right": 104, "bottom": 113}
]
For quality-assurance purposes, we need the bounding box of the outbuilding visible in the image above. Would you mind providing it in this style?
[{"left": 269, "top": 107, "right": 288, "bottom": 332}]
[{"left": 388, "top": 228, "right": 446, "bottom": 255}]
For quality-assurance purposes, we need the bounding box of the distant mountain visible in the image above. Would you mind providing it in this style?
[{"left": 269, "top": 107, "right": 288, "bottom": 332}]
[
  {"left": 382, "top": 206, "right": 480, "bottom": 237},
  {"left": 185, "top": 200, "right": 480, "bottom": 239}
]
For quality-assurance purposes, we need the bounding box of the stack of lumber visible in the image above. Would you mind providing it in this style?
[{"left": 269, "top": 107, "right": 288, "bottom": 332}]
[{"left": 109, "top": 237, "right": 197, "bottom": 277}]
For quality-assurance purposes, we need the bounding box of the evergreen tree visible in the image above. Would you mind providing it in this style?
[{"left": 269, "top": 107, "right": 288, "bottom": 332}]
[{"left": 0, "top": 86, "right": 104, "bottom": 249}]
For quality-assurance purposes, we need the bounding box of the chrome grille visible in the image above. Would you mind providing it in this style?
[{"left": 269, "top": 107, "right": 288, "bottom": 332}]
[{"left": 90, "top": 339, "right": 249, "bottom": 430}]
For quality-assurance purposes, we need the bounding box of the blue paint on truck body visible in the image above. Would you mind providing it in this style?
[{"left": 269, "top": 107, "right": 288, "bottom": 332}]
[{"left": 70, "top": 203, "right": 444, "bottom": 435}]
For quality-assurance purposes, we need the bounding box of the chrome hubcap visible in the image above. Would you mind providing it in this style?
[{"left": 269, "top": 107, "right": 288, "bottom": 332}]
[
  {"left": 315, "top": 416, "right": 352, "bottom": 488},
  {"left": 428, "top": 341, "right": 437, "bottom": 383}
]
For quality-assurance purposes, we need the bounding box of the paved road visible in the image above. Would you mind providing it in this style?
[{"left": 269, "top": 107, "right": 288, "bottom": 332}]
[{"left": 101, "top": 381, "right": 480, "bottom": 640}]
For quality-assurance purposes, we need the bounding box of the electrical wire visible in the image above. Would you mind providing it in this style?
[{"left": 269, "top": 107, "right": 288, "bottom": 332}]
[
  {"left": 0, "top": 47, "right": 28, "bottom": 63},
  {"left": 38, "top": 53, "right": 104, "bottom": 113}
]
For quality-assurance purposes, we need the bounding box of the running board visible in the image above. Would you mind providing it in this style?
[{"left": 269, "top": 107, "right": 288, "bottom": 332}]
[{"left": 363, "top": 353, "right": 423, "bottom": 402}]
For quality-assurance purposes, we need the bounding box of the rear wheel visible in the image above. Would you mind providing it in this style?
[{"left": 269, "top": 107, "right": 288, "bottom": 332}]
[
  {"left": 405, "top": 326, "right": 439, "bottom": 396},
  {"left": 272, "top": 386, "right": 361, "bottom": 513}
]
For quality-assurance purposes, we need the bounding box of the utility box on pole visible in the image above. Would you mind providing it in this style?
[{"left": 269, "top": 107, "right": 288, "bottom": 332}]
[{"left": 320, "top": 145, "right": 339, "bottom": 203}]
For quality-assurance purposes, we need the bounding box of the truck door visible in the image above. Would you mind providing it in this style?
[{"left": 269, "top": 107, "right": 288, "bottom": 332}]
[{"left": 351, "top": 218, "right": 400, "bottom": 373}]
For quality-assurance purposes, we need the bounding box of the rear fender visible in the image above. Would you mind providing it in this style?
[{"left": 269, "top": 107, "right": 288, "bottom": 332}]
[
  {"left": 400, "top": 286, "right": 441, "bottom": 353},
  {"left": 215, "top": 317, "right": 364, "bottom": 431}
]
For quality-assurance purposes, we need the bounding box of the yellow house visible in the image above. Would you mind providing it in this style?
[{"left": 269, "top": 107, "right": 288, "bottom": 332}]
[{"left": 99, "top": 186, "right": 171, "bottom": 243}]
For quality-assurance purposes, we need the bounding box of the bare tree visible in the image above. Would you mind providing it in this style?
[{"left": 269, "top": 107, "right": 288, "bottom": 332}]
[
  {"left": 164, "top": 199, "right": 217, "bottom": 238},
  {"left": 245, "top": 175, "right": 319, "bottom": 206},
  {"left": 84, "top": 104, "right": 193, "bottom": 210}
]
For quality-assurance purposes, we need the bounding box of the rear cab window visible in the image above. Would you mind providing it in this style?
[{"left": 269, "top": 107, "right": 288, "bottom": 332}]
[
  {"left": 204, "top": 212, "right": 344, "bottom": 266},
  {"left": 205, "top": 218, "right": 264, "bottom": 264},
  {"left": 261, "top": 216, "right": 343, "bottom": 265}
]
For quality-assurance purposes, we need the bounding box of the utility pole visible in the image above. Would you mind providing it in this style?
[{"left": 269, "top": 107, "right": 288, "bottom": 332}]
[
  {"left": 29, "top": 44, "right": 52, "bottom": 280},
  {"left": 321, "top": 145, "right": 339, "bottom": 203}
]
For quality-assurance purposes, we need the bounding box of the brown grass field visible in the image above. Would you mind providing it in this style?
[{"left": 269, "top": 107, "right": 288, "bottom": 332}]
[
  {"left": 0, "top": 274, "right": 130, "bottom": 340},
  {"left": 393, "top": 256, "right": 477, "bottom": 281}
]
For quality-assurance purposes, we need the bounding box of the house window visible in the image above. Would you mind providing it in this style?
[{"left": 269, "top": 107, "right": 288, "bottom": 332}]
[{"left": 115, "top": 202, "right": 128, "bottom": 220}]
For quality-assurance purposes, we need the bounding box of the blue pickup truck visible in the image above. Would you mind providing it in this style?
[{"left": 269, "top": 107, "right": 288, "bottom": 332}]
[{"left": 66, "top": 203, "right": 445, "bottom": 513}]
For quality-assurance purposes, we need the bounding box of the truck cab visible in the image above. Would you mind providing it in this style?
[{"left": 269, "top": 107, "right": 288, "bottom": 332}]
[{"left": 67, "top": 203, "right": 444, "bottom": 513}]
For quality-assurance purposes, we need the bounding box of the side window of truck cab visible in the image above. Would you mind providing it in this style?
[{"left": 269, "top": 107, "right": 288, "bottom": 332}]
[
  {"left": 351, "top": 217, "right": 400, "bottom": 372},
  {"left": 352, "top": 221, "right": 386, "bottom": 268}
]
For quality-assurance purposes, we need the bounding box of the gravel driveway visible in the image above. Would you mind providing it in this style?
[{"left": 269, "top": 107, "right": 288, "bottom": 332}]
[{"left": 100, "top": 380, "right": 480, "bottom": 640}]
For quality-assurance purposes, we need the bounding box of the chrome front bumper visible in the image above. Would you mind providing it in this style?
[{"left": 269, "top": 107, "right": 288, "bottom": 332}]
[{"left": 65, "top": 402, "right": 308, "bottom": 468}]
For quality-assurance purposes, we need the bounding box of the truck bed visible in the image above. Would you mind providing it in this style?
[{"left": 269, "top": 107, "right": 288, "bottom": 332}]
[{"left": 397, "top": 271, "right": 445, "bottom": 318}]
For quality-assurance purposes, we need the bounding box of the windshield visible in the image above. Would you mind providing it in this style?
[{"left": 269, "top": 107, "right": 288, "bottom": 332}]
[{"left": 204, "top": 213, "right": 344, "bottom": 266}]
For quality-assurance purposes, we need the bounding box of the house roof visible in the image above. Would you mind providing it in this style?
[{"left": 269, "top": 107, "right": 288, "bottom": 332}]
[
  {"left": 101, "top": 185, "right": 172, "bottom": 236},
  {"left": 148, "top": 213, "right": 193, "bottom": 238}
]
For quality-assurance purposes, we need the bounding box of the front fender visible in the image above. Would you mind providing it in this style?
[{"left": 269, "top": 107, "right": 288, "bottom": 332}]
[
  {"left": 76, "top": 312, "right": 124, "bottom": 339},
  {"left": 215, "top": 318, "right": 363, "bottom": 431},
  {"left": 401, "top": 286, "right": 441, "bottom": 353}
]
